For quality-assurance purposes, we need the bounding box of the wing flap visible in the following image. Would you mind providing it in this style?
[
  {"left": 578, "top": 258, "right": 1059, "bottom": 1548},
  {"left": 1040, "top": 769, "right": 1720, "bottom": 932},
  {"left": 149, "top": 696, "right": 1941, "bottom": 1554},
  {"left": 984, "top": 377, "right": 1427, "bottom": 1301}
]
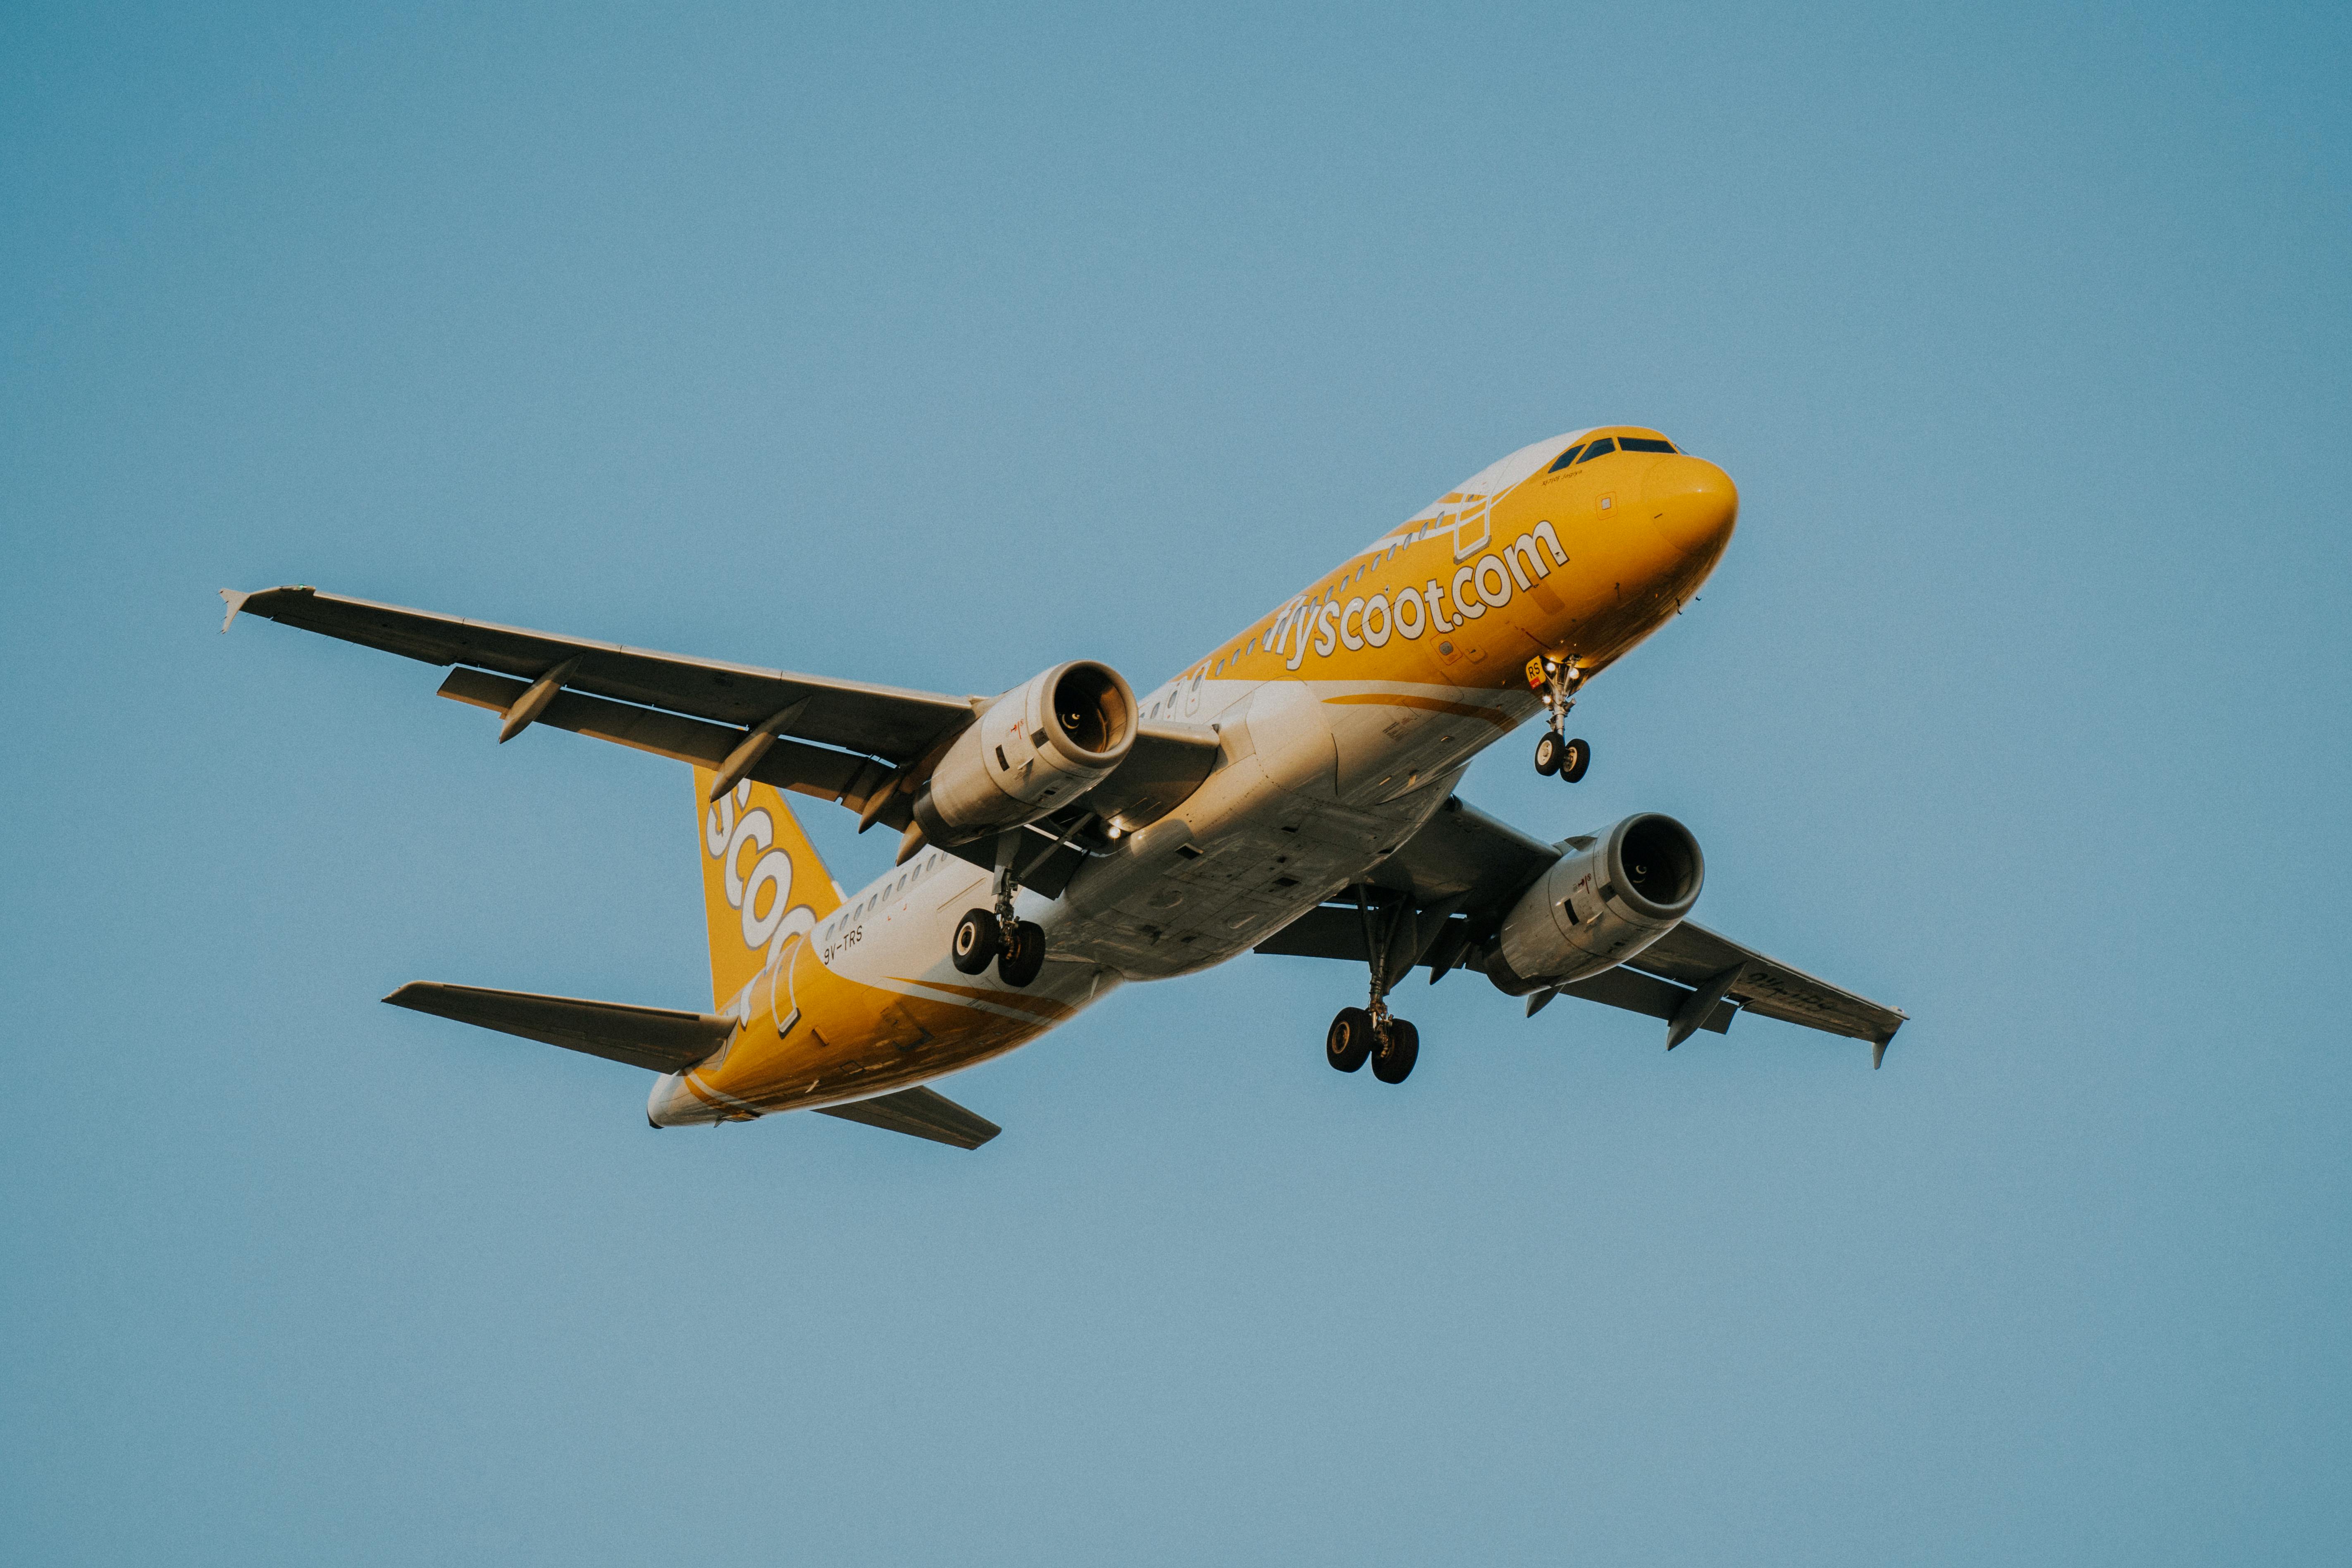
[
  {"left": 437, "top": 668, "right": 876, "bottom": 807},
  {"left": 814, "top": 1086, "right": 1001, "bottom": 1149},
  {"left": 1553, "top": 966, "right": 1739, "bottom": 1035},
  {"left": 1627, "top": 921, "right": 1906, "bottom": 1046},
  {"left": 384, "top": 982, "right": 732, "bottom": 1073}
]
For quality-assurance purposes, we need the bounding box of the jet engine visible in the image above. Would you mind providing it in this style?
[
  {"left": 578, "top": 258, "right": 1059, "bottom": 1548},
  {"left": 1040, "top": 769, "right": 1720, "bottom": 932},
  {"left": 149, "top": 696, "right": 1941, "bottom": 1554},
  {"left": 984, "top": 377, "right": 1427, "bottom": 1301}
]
[
  {"left": 911, "top": 661, "right": 1137, "bottom": 845},
  {"left": 1484, "top": 813, "right": 1705, "bottom": 994}
]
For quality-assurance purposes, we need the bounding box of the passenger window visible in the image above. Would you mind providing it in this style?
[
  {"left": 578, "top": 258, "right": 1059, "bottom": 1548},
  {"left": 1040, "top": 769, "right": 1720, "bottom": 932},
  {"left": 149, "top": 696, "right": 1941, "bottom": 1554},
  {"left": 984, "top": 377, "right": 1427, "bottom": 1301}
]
[
  {"left": 1619, "top": 437, "right": 1677, "bottom": 453},
  {"left": 1548, "top": 443, "right": 1585, "bottom": 471},
  {"left": 1577, "top": 438, "right": 1617, "bottom": 463}
]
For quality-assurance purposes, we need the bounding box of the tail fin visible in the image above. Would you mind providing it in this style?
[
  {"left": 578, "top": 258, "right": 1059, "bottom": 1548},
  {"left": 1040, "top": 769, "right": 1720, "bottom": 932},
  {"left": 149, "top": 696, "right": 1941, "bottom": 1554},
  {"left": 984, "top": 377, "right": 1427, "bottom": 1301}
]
[{"left": 694, "top": 771, "right": 846, "bottom": 1011}]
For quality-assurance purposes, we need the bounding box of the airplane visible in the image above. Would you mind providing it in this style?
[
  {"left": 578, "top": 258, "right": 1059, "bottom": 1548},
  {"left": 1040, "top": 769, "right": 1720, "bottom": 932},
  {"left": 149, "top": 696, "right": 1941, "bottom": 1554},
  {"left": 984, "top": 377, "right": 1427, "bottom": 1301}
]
[{"left": 222, "top": 425, "right": 1904, "bottom": 1150}]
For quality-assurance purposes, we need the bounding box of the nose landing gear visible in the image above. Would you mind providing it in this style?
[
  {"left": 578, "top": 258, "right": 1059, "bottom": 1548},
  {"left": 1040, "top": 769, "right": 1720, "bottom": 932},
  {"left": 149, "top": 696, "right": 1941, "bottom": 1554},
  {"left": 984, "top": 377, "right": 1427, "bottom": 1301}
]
[
  {"left": 1527, "top": 656, "right": 1591, "bottom": 783},
  {"left": 1534, "top": 733, "right": 1590, "bottom": 782}
]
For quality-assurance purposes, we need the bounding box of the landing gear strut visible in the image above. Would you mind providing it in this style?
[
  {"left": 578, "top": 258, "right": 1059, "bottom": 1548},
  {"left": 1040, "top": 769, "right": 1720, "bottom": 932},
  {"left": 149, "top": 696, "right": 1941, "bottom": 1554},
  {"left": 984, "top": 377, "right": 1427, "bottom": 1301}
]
[
  {"left": 950, "top": 836, "right": 1045, "bottom": 987},
  {"left": 1326, "top": 888, "right": 1421, "bottom": 1084},
  {"left": 1528, "top": 655, "right": 1590, "bottom": 783}
]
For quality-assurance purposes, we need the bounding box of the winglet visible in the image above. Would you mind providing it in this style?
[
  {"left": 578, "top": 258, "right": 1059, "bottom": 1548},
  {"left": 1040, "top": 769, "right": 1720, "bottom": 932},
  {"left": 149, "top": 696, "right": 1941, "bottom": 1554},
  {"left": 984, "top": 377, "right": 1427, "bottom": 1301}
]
[
  {"left": 218, "top": 584, "right": 315, "bottom": 632},
  {"left": 1873, "top": 1036, "right": 1890, "bottom": 1069}
]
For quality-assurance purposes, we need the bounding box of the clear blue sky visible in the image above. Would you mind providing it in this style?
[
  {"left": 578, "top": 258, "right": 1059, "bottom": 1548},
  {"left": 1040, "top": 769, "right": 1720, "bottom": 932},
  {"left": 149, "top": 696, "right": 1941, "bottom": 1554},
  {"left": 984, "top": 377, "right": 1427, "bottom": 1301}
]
[{"left": 5, "top": 3, "right": 2347, "bottom": 1562}]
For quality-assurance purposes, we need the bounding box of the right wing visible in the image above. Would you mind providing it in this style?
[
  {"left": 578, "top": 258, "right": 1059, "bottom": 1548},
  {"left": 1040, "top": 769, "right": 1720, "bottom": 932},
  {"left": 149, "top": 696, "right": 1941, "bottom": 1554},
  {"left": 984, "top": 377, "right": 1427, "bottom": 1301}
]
[
  {"left": 1256, "top": 793, "right": 1908, "bottom": 1064},
  {"left": 223, "top": 584, "right": 1217, "bottom": 844},
  {"left": 225, "top": 585, "right": 974, "bottom": 763}
]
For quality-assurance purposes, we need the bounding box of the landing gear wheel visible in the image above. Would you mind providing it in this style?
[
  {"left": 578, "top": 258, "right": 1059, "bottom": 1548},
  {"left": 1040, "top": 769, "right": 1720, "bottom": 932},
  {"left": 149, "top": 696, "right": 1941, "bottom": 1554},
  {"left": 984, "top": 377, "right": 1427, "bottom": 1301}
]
[
  {"left": 951, "top": 909, "right": 1001, "bottom": 975},
  {"left": 1371, "top": 1017, "right": 1419, "bottom": 1084},
  {"left": 1326, "top": 1007, "right": 1374, "bottom": 1073},
  {"left": 996, "top": 920, "right": 1047, "bottom": 988},
  {"left": 1533, "top": 732, "right": 1564, "bottom": 776},
  {"left": 1558, "top": 737, "right": 1591, "bottom": 783}
]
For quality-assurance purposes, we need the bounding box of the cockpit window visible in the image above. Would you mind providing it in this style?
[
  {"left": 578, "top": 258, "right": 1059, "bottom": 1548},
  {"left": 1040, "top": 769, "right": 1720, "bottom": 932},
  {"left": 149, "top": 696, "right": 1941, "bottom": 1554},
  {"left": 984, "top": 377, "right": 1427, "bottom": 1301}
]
[
  {"left": 1619, "top": 437, "right": 1677, "bottom": 453},
  {"left": 1547, "top": 442, "right": 1585, "bottom": 472},
  {"left": 1576, "top": 437, "right": 1617, "bottom": 463}
]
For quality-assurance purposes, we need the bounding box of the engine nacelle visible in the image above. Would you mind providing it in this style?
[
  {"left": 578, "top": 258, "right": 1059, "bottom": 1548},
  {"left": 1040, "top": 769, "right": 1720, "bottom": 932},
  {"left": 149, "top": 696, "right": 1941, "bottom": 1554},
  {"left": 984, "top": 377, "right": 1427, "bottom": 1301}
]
[
  {"left": 1484, "top": 813, "right": 1705, "bottom": 994},
  {"left": 911, "top": 661, "right": 1137, "bottom": 845}
]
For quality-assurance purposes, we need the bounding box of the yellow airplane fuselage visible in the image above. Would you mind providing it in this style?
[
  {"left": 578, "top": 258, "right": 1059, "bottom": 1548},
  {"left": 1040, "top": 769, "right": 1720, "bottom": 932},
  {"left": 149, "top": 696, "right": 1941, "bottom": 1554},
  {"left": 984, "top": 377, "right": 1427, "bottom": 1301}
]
[{"left": 651, "top": 428, "right": 1737, "bottom": 1126}]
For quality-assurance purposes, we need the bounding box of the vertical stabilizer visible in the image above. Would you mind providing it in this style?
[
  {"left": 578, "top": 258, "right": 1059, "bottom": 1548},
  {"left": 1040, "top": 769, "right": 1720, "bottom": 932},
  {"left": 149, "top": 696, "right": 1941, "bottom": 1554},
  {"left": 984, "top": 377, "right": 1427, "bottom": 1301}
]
[{"left": 693, "top": 771, "right": 845, "bottom": 1012}]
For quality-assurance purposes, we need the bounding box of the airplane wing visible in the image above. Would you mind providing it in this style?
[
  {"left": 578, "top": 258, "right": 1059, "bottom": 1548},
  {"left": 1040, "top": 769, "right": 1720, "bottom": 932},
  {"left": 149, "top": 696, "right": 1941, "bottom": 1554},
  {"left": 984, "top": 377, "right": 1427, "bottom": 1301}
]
[
  {"left": 384, "top": 982, "right": 1000, "bottom": 1146},
  {"left": 225, "top": 585, "right": 974, "bottom": 761},
  {"left": 1255, "top": 796, "right": 1907, "bottom": 1064},
  {"left": 223, "top": 585, "right": 1220, "bottom": 845}
]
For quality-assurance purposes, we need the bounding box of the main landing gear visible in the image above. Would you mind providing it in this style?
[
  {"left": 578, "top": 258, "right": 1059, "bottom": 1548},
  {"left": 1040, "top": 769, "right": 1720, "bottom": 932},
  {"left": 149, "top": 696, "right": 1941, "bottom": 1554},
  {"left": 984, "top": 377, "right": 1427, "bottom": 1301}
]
[
  {"left": 1528, "top": 655, "right": 1591, "bottom": 783},
  {"left": 1327, "top": 1007, "right": 1419, "bottom": 1084},
  {"left": 953, "top": 908, "right": 1046, "bottom": 987},
  {"left": 951, "top": 847, "right": 1044, "bottom": 988},
  {"left": 1326, "top": 887, "right": 1422, "bottom": 1084}
]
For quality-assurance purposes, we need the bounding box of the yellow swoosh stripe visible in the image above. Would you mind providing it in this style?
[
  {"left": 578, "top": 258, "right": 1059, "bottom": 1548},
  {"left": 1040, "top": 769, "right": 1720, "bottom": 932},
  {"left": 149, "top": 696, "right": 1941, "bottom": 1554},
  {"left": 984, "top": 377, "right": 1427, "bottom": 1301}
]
[{"left": 1321, "top": 692, "right": 1515, "bottom": 726}]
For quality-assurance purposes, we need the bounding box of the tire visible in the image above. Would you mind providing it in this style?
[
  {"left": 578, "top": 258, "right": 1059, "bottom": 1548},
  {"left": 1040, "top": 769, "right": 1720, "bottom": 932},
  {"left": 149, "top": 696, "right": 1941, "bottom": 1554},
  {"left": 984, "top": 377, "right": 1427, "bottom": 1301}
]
[
  {"left": 1372, "top": 1017, "right": 1419, "bottom": 1084},
  {"left": 1326, "top": 1007, "right": 1374, "bottom": 1072},
  {"left": 1533, "top": 731, "right": 1563, "bottom": 776},
  {"left": 1559, "top": 737, "right": 1591, "bottom": 783},
  {"left": 997, "top": 920, "right": 1047, "bottom": 988},
  {"left": 952, "top": 909, "right": 1000, "bottom": 975}
]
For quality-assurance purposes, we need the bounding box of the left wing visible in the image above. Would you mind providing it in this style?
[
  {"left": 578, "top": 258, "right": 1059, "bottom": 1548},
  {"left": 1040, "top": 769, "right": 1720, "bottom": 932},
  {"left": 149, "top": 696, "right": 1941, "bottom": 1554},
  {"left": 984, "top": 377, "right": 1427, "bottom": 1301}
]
[
  {"left": 1612, "top": 920, "right": 1908, "bottom": 1064},
  {"left": 1255, "top": 795, "right": 1907, "bottom": 1064}
]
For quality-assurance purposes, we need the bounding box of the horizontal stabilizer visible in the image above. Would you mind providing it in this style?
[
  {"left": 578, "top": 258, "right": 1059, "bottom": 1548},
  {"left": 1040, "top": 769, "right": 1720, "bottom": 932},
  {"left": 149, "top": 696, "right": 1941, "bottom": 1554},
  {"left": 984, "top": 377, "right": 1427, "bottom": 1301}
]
[
  {"left": 815, "top": 1086, "right": 1001, "bottom": 1150},
  {"left": 384, "top": 982, "right": 732, "bottom": 1074}
]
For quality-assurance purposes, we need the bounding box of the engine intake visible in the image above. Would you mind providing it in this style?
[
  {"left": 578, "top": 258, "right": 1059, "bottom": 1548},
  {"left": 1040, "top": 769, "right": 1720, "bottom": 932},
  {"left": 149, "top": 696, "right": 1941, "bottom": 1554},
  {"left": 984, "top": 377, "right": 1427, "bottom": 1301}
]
[
  {"left": 1484, "top": 812, "right": 1704, "bottom": 994},
  {"left": 912, "top": 661, "right": 1137, "bottom": 845}
]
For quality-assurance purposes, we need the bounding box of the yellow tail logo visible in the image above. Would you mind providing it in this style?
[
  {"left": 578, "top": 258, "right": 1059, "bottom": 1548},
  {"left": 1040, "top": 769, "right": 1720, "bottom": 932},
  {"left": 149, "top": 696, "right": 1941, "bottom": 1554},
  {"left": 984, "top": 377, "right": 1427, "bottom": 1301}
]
[{"left": 693, "top": 771, "right": 844, "bottom": 1011}]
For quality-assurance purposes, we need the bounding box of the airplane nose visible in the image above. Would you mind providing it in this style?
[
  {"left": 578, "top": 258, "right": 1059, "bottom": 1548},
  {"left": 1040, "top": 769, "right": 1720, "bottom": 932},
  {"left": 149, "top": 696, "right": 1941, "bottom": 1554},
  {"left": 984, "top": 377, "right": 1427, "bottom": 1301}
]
[{"left": 1641, "top": 456, "right": 1739, "bottom": 559}]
